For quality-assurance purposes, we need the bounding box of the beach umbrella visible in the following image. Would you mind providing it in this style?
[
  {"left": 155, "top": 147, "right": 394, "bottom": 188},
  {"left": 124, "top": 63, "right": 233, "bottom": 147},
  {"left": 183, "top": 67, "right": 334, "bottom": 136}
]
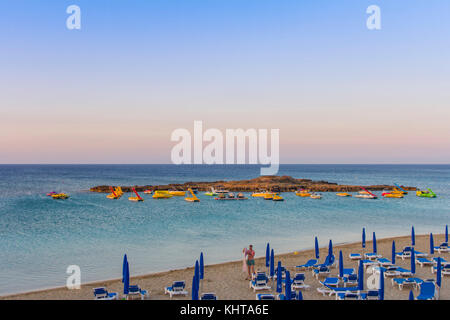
[
  {"left": 339, "top": 250, "right": 344, "bottom": 278},
  {"left": 411, "top": 249, "right": 416, "bottom": 275},
  {"left": 270, "top": 249, "right": 275, "bottom": 279},
  {"left": 409, "top": 290, "right": 414, "bottom": 300},
  {"left": 373, "top": 232, "right": 377, "bottom": 254},
  {"left": 266, "top": 243, "right": 270, "bottom": 268},
  {"left": 392, "top": 241, "right": 396, "bottom": 265},
  {"left": 328, "top": 240, "right": 333, "bottom": 258},
  {"left": 297, "top": 290, "right": 303, "bottom": 300},
  {"left": 276, "top": 261, "right": 282, "bottom": 293},
  {"left": 191, "top": 275, "right": 199, "bottom": 300},
  {"left": 315, "top": 237, "right": 319, "bottom": 259},
  {"left": 122, "top": 254, "right": 128, "bottom": 283},
  {"left": 430, "top": 233, "right": 435, "bottom": 255},
  {"left": 200, "top": 252, "right": 204, "bottom": 280},
  {"left": 285, "top": 271, "right": 291, "bottom": 300},
  {"left": 437, "top": 257, "right": 442, "bottom": 289},
  {"left": 446, "top": 225, "right": 448, "bottom": 243},
  {"left": 411, "top": 226, "right": 415, "bottom": 246},
  {"left": 362, "top": 228, "right": 366, "bottom": 249},
  {"left": 194, "top": 260, "right": 200, "bottom": 293},
  {"left": 379, "top": 269, "right": 384, "bottom": 300},
  {"left": 358, "top": 260, "right": 364, "bottom": 291},
  {"left": 123, "top": 261, "right": 130, "bottom": 295}
]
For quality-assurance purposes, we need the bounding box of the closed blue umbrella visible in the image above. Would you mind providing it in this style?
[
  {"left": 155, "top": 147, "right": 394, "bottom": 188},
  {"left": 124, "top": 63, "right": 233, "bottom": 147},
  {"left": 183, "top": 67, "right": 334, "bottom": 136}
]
[
  {"left": 266, "top": 243, "right": 270, "bottom": 268},
  {"left": 446, "top": 225, "right": 448, "bottom": 243},
  {"left": 194, "top": 260, "right": 200, "bottom": 293},
  {"left": 437, "top": 257, "right": 442, "bottom": 288},
  {"left": 409, "top": 290, "right": 414, "bottom": 300},
  {"left": 411, "top": 226, "right": 415, "bottom": 246},
  {"left": 270, "top": 249, "right": 275, "bottom": 279},
  {"left": 339, "top": 250, "right": 344, "bottom": 278},
  {"left": 123, "top": 261, "right": 130, "bottom": 295},
  {"left": 358, "top": 260, "right": 364, "bottom": 291},
  {"left": 430, "top": 233, "right": 435, "bottom": 255},
  {"left": 315, "top": 237, "right": 319, "bottom": 259},
  {"left": 122, "top": 254, "right": 128, "bottom": 283},
  {"left": 362, "top": 228, "right": 366, "bottom": 249},
  {"left": 328, "top": 240, "right": 333, "bottom": 258},
  {"left": 392, "top": 241, "right": 396, "bottom": 265},
  {"left": 373, "top": 232, "right": 377, "bottom": 254},
  {"left": 276, "top": 261, "right": 282, "bottom": 293},
  {"left": 200, "top": 252, "right": 204, "bottom": 280},
  {"left": 285, "top": 271, "right": 291, "bottom": 300},
  {"left": 411, "top": 249, "right": 416, "bottom": 275},
  {"left": 192, "top": 275, "right": 198, "bottom": 300},
  {"left": 297, "top": 290, "right": 303, "bottom": 300},
  {"left": 379, "top": 269, "right": 384, "bottom": 300}
]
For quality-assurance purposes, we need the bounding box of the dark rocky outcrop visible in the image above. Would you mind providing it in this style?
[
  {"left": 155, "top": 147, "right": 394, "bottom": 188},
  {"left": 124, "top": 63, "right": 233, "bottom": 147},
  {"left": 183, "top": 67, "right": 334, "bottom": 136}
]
[{"left": 90, "top": 175, "right": 416, "bottom": 193}]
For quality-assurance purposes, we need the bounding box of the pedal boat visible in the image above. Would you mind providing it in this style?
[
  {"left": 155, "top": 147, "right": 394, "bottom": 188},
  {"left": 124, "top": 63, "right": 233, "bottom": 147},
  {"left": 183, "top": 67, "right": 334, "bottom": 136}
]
[
  {"left": 272, "top": 194, "right": 284, "bottom": 201},
  {"left": 416, "top": 188, "right": 436, "bottom": 198},
  {"left": 168, "top": 190, "right": 186, "bottom": 196},
  {"left": 153, "top": 190, "right": 173, "bottom": 199},
  {"left": 51, "top": 193, "right": 69, "bottom": 200},
  {"left": 336, "top": 193, "right": 352, "bottom": 197},
  {"left": 310, "top": 193, "right": 322, "bottom": 199}
]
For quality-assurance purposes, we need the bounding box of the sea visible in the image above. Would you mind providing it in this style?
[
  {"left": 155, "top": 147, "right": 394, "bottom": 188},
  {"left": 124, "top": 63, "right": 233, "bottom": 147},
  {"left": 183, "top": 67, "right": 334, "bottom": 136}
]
[{"left": 0, "top": 164, "right": 448, "bottom": 295}]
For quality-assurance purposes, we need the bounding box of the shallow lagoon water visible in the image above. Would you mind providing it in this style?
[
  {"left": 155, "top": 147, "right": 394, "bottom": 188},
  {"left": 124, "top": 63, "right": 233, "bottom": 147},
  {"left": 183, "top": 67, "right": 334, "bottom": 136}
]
[{"left": 0, "top": 164, "right": 448, "bottom": 295}]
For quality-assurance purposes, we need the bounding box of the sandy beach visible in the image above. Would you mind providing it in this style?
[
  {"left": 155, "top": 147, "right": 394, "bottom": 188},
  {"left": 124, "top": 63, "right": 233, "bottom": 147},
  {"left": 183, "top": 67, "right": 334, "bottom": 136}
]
[{"left": 2, "top": 233, "right": 448, "bottom": 300}]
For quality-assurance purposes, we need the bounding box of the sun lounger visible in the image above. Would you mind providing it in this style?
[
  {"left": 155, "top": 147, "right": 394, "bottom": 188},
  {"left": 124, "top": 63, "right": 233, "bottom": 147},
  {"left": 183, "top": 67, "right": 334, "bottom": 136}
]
[
  {"left": 278, "top": 291, "right": 297, "bottom": 300},
  {"left": 252, "top": 271, "right": 268, "bottom": 281},
  {"left": 349, "top": 253, "right": 362, "bottom": 260},
  {"left": 313, "top": 266, "right": 330, "bottom": 279},
  {"left": 273, "top": 267, "right": 286, "bottom": 279},
  {"left": 361, "top": 259, "right": 378, "bottom": 268},
  {"left": 432, "top": 257, "right": 448, "bottom": 266},
  {"left": 416, "top": 257, "right": 433, "bottom": 267},
  {"left": 364, "top": 252, "right": 382, "bottom": 260},
  {"left": 127, "top": 285, "right": 149, "bottom": 300},
  {"left": 343, "top": 274, "right": 358, "bottom": 287},
  {"left": 435, "top": 242, "right": 450, "bottom": 253},
  {"left": 362, "top": 290, "right": 380, "bottom": 300},
  {"left": 317, "top": 285, "right": 359, "bottom": 297},
  {"left": 250, "top": 273, "right": 271, "bottom": 292},
  {"left": 433, "top": 264, "right": 450, "bottom": 275},
  {"left": 93, "top": 287, "right": 118, "bottom": 300},
  {"left": 319, "top": 277, "right": 340, "bottom": 288},
  {"left": 291, "top": 273, "right": 310, "bottom": 290},
  {"left": 201, "top": 293, "right": 218, "bottom": 300},
  {"left": 377, "top": 258, "right": 393, "bottom": 267},
  {"left": 396, "top": 267, "right": 413, "bottom": 277},
  {"left": 164, "top": 281, "right": 188, "bottom": 298},
  {"left": 416, "top": 282, "right": 437, "bottom": 300},
  {"left": 413, "top": 250, "right": 428, "bottom": 258},
  {"left": 313, "top": 255, "right": 336, "bottom": 269},
  {"left": 373, "top": 266, "right": 400, "bottom": 278},
  {"left": 391, "top": 277, "right": 423, "bottom": 290},
  {"left": 336, "top": 291, "right": 360, "bottom": 300},
  {"left": 296, "top": 259, "right": 318, "bottom": 270},
  {"left": 256, "top": 294, "right": 275, "bottom": 300}
]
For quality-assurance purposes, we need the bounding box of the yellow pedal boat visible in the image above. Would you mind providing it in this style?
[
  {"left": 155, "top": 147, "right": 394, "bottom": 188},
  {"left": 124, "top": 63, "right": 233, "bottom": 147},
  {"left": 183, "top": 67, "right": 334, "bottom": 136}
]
[
  {"left": 129, "top": 187, "right": 144, "bottom": 202},
  {"left": 272, "top": 194, "right": 284, "bottom": 201},
  {"left": 295, "top": 190, "right": 311, "bottom": 197},
  {"left": 185, "top": 188, "right": 200, "bottom": 202},
  {"left": 169, "top": 190, "right": 186, "bottom": 196},
  {"left": 51, "top": 193, "right": 69, "bottom": 200},
  {"left": 336, "top": 193, "right": 352, "bottom": 197},
  {"left": 153, "top": 190, "right": 173, "bottom": 199}
]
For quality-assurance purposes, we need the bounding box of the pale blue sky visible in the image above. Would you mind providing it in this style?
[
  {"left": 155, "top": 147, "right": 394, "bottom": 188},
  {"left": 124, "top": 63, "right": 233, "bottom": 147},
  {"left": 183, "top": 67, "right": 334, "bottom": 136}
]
[{"left": 0, "top": 1, "right": 449, "bottom": 163}]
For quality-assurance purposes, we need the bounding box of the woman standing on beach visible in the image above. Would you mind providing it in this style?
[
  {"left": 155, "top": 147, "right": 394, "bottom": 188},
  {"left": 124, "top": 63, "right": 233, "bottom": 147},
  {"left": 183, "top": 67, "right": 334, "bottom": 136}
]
[{"left": 243, "top": 245, "right": 255, "bottom": 280}]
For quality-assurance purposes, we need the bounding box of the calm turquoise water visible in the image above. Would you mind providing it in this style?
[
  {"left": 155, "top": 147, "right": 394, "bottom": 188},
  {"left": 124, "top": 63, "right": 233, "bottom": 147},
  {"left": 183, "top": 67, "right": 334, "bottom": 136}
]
[{"left": 0, "top": 164, "right": 449, "bottom": 295}]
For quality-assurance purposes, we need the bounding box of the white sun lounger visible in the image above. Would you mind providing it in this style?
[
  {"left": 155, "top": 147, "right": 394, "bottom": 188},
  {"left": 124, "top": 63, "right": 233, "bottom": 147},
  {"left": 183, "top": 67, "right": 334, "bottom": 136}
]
[{"left": 164, "top": 281, "right": 188, "bottom": 298}]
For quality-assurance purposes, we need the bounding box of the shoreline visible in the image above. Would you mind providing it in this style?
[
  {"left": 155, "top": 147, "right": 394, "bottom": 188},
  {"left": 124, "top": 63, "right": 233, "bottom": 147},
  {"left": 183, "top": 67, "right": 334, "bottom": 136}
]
[{"left": 2, "top": 233, "right": 448, "bottom": 300}]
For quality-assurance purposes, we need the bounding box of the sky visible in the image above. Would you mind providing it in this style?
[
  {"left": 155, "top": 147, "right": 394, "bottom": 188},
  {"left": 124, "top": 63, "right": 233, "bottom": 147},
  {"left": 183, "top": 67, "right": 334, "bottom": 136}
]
[{"left": 0, "top": 0, "right": 449, "bottom": 164}]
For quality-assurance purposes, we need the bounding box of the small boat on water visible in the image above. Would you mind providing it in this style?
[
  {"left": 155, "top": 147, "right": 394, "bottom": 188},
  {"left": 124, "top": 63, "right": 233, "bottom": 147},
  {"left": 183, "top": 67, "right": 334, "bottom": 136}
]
[
  {"left": 51, "top": 193, "right": 69, "bottom": 200},
  {"left": 355, "top": 187, "right": 377, "bottom": 199},
  {"left": 128, "top": 187, "right": 144, "bottom": 202},
  {"left": 143, "top": 189, "right": 152, "bottom": 194},
  {"left": 310, "top": 193, "right": 322, "bottom": 199},
  {"left": 336, "top": 192, "right": 352, "bottom": 197},
  {"left": 106, "top": 186, "right": 122, "bottom": 199},
  {"left": 382, "top": 192, "right": 403, "bottom": 198},
  {"left": 205, "top": 187, "right": 218, "bottom": 196},
  {"left": 272, "top": 194, "right": 284, "bottom": 201},
  {"left": 264, "top": 193, "right": 274, "bottom": 200},
  {"left": 153, "top": 190, "right": 173, "bottom": 199},
  {"left": 215, "top": 192, "right": 247, "bottom": 200},
  {"left": 252, "top": 190, "right": 274, "bottom": 197},
  {"left": 416, "top": 188, "right": 436, "bottom": 198},
  {"left": 168, "top": 190, "right": 186, "bottom": 196},
  {"left": 394, "top": 183, "right": 408, "bottom": 194},
  {"left": 185, "top": 188, "right": 200, "bottom": 202},
  {"left": 215, "top": 186, "right": 229, "bottom": 194},
  {"left": 295, "top": 189, "right": 311, "bottom": 197}
]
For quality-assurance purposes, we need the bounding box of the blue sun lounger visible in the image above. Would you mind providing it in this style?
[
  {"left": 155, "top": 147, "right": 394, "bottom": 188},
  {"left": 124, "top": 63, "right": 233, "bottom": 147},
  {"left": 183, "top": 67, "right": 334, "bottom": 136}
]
[
  {"left": 416, "top": 257, "right": 433, "bottom": 267},
  {"left": 256, "top": 294, "right": 275, "bottom": 300},
  {"left": 364, "top": 252, "right": 382, "bottom": 260},
  {"left": 349, "top": 253, "right": 362, "bottom": 260},
  {"left": 201, "top": 293, "right": 218, "bottom": 300},
  {"left": 164, "top": 281, "right": 188, "bottom": 298},
  {"left": 361, "top": 290, "right": 380, "bottom": 300},
  {"left": 250, "top": 273, "right": 271, "bottom": 292},
  {"left": 291, "top": 273, "right": 310, "bottom": 290},
  {"left": 416, "top": 282, "right": 437, "bottom": 300},
  {"left": 319, "top": 277, "right": 340, "bottom": 287},
  {"left": 313, "top": 266, "right": 331, "bottom": 279},
  {"left": 435, "top": 242, "right": 450, "bottom": 253},
  {"left": 313, "top": 255, "right": 336, "bottom": 269},
  {"left": 392, "top": 277, "right": 423, "bottom": 290},
  {"left": 377, "top": 258, "right": 393, "bottom": 267},
  {"left": 336, "top": 291, "right": 360, "bottom": 300},
  {"left": 93, "top": 287, "right": 119, "bottom": 300},
  {"left": 278, "top": 291, "right": 297, "bottom": 300},
  {"left": 432, "top": 257, "right": 448, "bottom": 266},
  {"left": 127, "top": 285, "right": 149, "bottom": 300},
  {"left": 317, "top": 285, "right": 359, "bottom": 297},
  {"left": 296, "top": 259, "right": 318, "bottom": 270},
  {"left": 343, "top": 274, "right": 358, "bottom": 287}
]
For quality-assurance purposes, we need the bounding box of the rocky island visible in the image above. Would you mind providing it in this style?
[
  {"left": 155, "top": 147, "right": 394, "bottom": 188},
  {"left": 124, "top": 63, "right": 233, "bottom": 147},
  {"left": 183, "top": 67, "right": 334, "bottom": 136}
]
[{"left": 90, "top": 175, "right": 416, "bottom": 193}]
